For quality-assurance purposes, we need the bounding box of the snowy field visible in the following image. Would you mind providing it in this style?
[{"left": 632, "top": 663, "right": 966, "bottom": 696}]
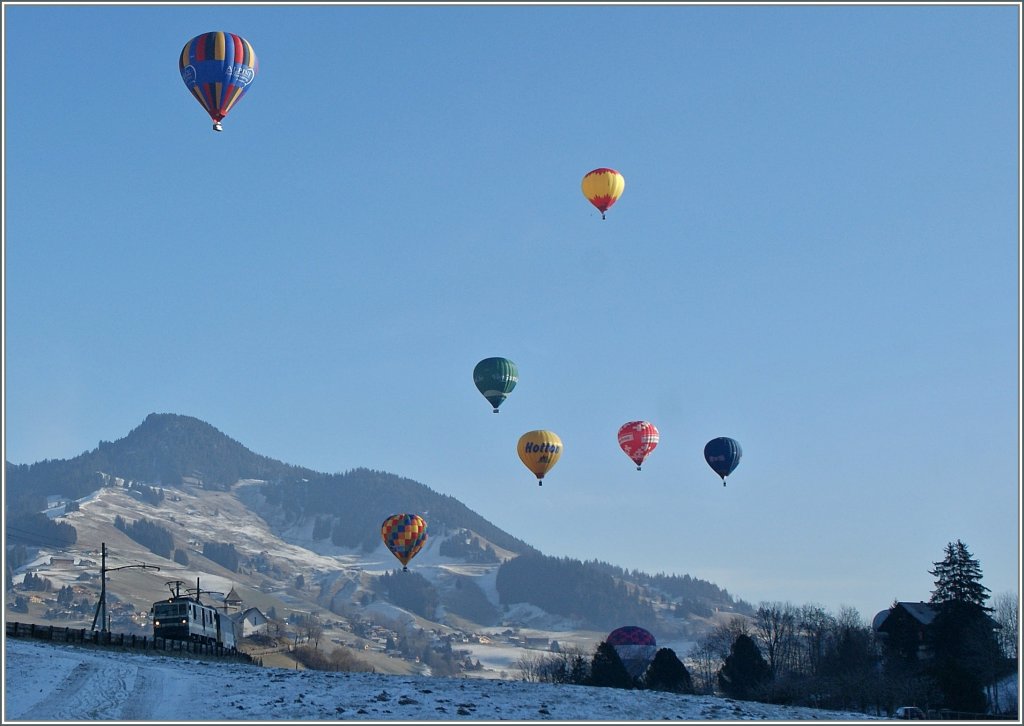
[{"left": 3, "top": 637, "right": 884, "bottom": 722}]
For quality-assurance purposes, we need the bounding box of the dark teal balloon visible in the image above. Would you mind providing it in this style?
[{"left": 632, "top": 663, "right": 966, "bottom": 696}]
[
  {"left": 704, "top": 437, "right": 742, "bottom": 485},
  {"left": 473, "top": 358, "right": 518, "bottom": 413}
]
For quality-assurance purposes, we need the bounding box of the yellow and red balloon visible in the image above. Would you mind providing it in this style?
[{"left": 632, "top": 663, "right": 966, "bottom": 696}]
[{"left": 581, "top": 168, "right": 625, "bottom": 219}]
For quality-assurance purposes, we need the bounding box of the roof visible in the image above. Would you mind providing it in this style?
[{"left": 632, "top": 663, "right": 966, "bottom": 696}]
[
  {"left": 873, "top": 601, "right": 938, "bottom": 632},
  {"left": 224, "top": 586, "right": 243, "bottom": 604},
  {"left": 898, "top": 601, "right": 938, "bottom": 625},
  {"left": 231, "top": 606, "right": 267, "bottom": 623}
]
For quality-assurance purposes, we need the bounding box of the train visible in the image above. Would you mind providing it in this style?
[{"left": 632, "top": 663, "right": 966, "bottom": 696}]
[{"left": 151, "top": 580, "right": 237, "bottom": 649}]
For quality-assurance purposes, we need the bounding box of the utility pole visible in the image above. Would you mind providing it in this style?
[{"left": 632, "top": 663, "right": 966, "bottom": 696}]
[{"left": 91, "top": 542, "right": 160, "bottom": 632}]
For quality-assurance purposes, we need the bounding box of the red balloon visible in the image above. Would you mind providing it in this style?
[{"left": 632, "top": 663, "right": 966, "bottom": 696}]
[{"left": 617, "top": 421, "right": 660, "bottom": 470}]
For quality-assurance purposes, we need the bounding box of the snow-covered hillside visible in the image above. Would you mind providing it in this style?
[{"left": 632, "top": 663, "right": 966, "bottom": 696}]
[
  {"left": 9, "top": 482, "right": 702, "bottom": 678},
  {"left": 3, "top": 638, "right": 883, "bottom": 721}
]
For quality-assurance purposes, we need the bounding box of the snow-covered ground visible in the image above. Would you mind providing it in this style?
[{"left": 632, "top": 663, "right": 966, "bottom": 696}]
[{"left": 3, "top": 637, "right": 884, "bottom": 722}]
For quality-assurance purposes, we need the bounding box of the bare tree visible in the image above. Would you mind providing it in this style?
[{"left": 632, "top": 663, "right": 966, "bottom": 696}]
[
  {"left": 515, "top": 650, "right": 544, "bottom": 682},
  {"left": 991, "top": 590, "right": 1018, "bottom": 659},
  {"left": 686, "top": 638, "right": 721, "bottom": 694},
  {"left": 709, "top": 615, "right": 752, "bottom": 660},
  {"left": 687, "top": 616, "right": 752, "bottom": 695},
  {"left": 795, "top": 603, "right": 836, "bottom": 678},
  {"left": 301, "top": 612, "right": 324, "bottom": 649},
  {"left": 755, "top": 601, "right": 797, "bottom": 679}
]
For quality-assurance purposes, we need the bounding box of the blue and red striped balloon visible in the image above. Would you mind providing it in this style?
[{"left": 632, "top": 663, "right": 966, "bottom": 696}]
[{"left": 179, "top": 31, "right": 258, "bottom": 131}]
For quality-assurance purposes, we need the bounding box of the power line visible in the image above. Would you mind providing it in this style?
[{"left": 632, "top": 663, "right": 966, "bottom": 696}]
[{"left": 90, "top": 542, "right": 160, "bottom": 632}]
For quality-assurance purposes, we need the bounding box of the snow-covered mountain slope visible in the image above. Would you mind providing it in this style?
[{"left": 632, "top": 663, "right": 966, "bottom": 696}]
[{"left": 8, "top": 481, "right": 629, "bottom": 676}]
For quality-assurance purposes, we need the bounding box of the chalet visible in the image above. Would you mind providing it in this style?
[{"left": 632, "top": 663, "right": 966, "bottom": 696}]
[
  {"left": 873, "top": 601, "right": 939, "bottom": 661},
  {"left": 873, "top": 600, "right": 1002, "bottom": 663},
  {"left": 231, "top": 607, "right": 269, "bottom": 637},
  {"left": 49, "top": 557, "right": 76, "bottom": 569}
]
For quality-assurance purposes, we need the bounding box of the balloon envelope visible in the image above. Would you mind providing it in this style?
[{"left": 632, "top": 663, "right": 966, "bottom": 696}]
[
  {"left": 517, "top": 430, "right": 562, "bottom": 484},
  {"left": 473, "top": 357, "right": 518, "bottom": 412},
  {"left": 704, "top": 437, "right": 742, "bottom": 483},
  {"left": 581, "top": 168, "right": 625, "bottom": 219},
  {"left": 607, "top": 625, "right": 657, "bottom": 679},
  {"left": 381, "top": 513, "right": 427, "bottom": 570},
  {"left": 179, "top": 31, "right": 258, "bottom": 129},
  {"left": 617, "top": 421, "right": 660, "bottom": 470}
]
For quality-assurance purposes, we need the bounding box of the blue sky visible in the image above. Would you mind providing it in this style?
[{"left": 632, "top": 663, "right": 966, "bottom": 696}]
[{"left": 3, "top": 2, "right": 1020, "bottom": 623}]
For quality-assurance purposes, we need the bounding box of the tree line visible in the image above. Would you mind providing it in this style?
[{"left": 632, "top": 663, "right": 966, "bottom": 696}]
[
  {"left": 517, "top": 641, "right": 695, "bottom": 694},
  {"left": 682, "top": 539, "right": 1017, "bottom": 717}
]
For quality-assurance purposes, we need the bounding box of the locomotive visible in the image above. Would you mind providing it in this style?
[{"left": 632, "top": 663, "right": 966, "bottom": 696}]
[{"left": 151, "top": 579, "right": 236, "bottom": 649}]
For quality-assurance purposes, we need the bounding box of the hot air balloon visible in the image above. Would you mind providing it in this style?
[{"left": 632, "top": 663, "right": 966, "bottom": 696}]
[
  {"left": 381, "top": 513, "right": 427, "bottom": 571},
  {"left": 473, "top": 357, "right": 518, "bottom": 413},
  {"left": 606, "top": 625, "right": 657, "bottom": 680},
  {"left": 179, "top": 31, "right": 258, "bottom": 131},
  {"left": 517, "top": 430, "right": 562, "bottom": 485},
  {"left": 704, "top": 436, "right": 742, "bottom": 486},
  {"left": 617, "top": 421, "right": 660, "bottom": 471},
  {"left": 581, "top": 168, "right": 625, "bottom": 220}
]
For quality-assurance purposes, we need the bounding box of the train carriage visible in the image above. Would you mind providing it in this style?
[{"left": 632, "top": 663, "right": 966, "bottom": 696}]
[{"left": 152, "top": 580, "right": 236, "bottom": 649}]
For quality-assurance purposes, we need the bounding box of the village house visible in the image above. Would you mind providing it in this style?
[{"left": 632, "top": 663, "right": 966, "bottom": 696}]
[
  {"left": 232, "top": 607, "right": 269, "bottom": 637},
  {"left": 873, "top": 601, "right": 939, "bottom": 661},
  {"left": 872, "top": 600, "right": 1002, "bottom": 664}
]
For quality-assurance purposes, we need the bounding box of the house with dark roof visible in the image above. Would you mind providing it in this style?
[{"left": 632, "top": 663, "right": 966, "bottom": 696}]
[
  {"left": 873, "top": 600, "right": 1002, "bottom": 665},
  {"left": 873, "top": 601, "right": 940, "bottom": 661}
]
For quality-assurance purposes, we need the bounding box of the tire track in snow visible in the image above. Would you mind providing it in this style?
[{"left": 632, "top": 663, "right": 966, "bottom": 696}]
[
  {"left": 120, "top": 665, "right": 161, "bottom": 720},
  {"left": 16, "top": 656, "right": 136, "bottom": 720}
]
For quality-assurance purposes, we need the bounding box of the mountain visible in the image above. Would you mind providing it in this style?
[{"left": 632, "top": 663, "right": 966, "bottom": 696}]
[{"left": 5, "top": 413, "right": 753, "bottom": 666}]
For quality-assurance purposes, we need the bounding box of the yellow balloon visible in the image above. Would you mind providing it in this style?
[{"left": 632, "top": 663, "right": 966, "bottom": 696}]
[
  {"left": 517, "top": 430, "right": 563, "bottom": 485},
  {"left": 581, "top": 168, "right": 625, "bottom": 219}
]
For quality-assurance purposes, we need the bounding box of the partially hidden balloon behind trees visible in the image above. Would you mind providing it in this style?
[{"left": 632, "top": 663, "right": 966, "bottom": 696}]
[
  {"left": 179, "top": 31, "right": 258, "bottom": 131},
  {"left": 606, "top": 625, "right": 658, "bottom": 680}
]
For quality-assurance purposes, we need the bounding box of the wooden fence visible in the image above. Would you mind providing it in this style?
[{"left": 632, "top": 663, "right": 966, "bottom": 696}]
[{"left": 5, "top": 621, "right": 258, "bottom": 664}]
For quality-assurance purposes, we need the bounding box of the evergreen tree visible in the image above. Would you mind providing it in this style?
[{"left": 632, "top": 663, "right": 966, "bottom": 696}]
[
  {"left": 643, "top": 647, "right": 693, "bottom": 693},
  {"left": 590, "top": 641, "right": 635, "bottom": 689},
  {"left": 57, "top": 585, "right": 75, "bottom": 606},
  {"left": 929, "top": 540, "right": 991, "bottom": 610},
  {"left": 718, "top": 633, "right": 771, "bottom": 701},
  {"left": 927, "top": 539, "right": 1002, "bottom": 714}
]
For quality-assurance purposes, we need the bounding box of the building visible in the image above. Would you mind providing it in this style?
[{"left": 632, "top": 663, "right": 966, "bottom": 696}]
[
  {"left": 232, "top": 607, "right": 269, "bottom": 637},
  {"left": 874, "top": 601, "right": 939, "bottom": 661},
  {"left": 223, "top": 586, "right": 244, "bottom": 612}
]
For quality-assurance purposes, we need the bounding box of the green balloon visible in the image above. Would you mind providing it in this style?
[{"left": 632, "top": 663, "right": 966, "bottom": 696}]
[{"left": 473, "top": 357, "right": 518, "bottom": 413}]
